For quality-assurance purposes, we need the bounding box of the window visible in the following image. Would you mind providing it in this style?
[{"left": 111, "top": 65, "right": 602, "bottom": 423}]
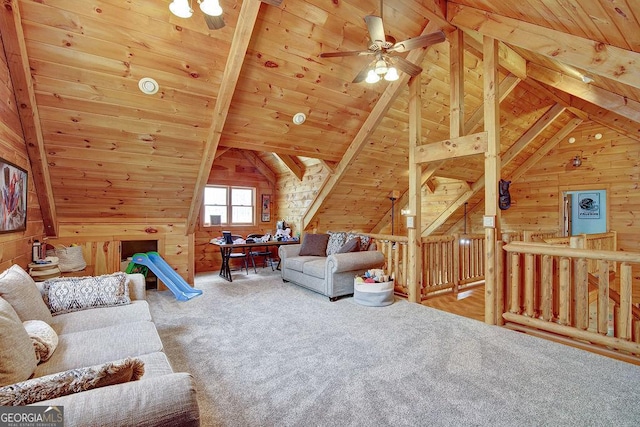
[{"left": 204, "top": 185, "right": 255, "bottom": 226}]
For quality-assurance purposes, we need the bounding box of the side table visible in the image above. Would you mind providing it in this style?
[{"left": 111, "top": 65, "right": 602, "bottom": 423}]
[
  {"left": 353, "top": 279, "right": 394, "bottom": 307},
  {"left": 28, "top": 257, "right": 61, "bottom": 282}
]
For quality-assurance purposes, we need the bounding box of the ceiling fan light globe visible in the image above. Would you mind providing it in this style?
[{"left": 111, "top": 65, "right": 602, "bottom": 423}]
[
  {"left": 365, "top": 70, "right": 381, "bottom": 83},
  {"left": 374, "top": 59, "right": 388, "bottom": 75},
  {"left": 199, "top": 0, "right": 223, "bottom": 16},
  {"left": 169, "top": 0, "right": 193, "bottom": 18},
  {"left": 384, "top": 67, "right": 399, "bottom": 81}
]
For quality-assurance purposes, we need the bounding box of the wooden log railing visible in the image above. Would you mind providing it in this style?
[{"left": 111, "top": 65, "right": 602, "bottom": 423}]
[
  {"left": 501, "top": 241, "right": 640, "bottom": 356},
  {"left": 502, "top": 229, "right": 561, "bottom": 243},
  {"left": 367, "top": 234, "right": 409, "bottom": 295},
  {"left": 543, "top": 231, "right": 618, "bottom": 274}
]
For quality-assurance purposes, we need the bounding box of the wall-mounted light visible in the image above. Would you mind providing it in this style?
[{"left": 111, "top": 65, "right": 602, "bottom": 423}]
[
  {"left": 581, "top": 75, "right": 594, "bottom": 84},
  {"left": 572, "top": 152, "right": 583, "bottom": 167}
]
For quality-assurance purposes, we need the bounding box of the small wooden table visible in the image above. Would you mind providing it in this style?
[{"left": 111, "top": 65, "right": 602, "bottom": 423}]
[{"left": 210, "top": 239, "right": 299, "bottom": 282}]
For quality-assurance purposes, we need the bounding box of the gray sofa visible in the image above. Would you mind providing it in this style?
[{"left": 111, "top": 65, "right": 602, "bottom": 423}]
[
  {"left": 0, "top": 266, "right": 200, "bottom": 426},
  {"left": 279, "top": 243, "right": 385, "bottom": 300}
]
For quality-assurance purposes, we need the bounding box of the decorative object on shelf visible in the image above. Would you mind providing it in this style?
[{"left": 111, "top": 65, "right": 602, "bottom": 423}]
[
  {"left": 261, "top": 194, "right": 271, "bottom": 222},
  {"left": 498, "top": 179, "right": 512, "bottom": 210},
  {"left": 0, "top": 158, "right": 27, "bottom": 233}
]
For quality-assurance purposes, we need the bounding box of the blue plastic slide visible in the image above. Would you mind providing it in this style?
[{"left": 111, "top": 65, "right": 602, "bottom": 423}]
[{"left": 130, "top": 252, "right": 202, "bottom": 301}]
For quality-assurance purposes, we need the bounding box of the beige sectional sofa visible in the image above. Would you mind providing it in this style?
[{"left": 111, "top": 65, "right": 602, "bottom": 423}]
[
  {"left": 0, "top": 265, "right": 200, "bottom": 426},
  {"left": 279, "top": 232, "right": 385, "bottom": 300}
]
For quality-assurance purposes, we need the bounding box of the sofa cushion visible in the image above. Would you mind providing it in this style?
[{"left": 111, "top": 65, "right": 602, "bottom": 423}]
[
  {"left": 34, "top": 320, "right": 162, "bottom": 378},
  {"left": 284, "top": 256, "right": 323, "bottom": 273},
  {"left": 326, "top": 231, "right": 347, "bottom": 255},
  {"left": 0, "top": 297, "right": 38, "bottom": 386},
  {"left": 0, "top": 265, "right": 52, "bottom": 323},
  {"left": 337, "top": 237, "right": 360, "bottom": 253},
  {"left": 49, "top": 300, "right": 152, "bottom": 335},
  {"left": 0, "top": 357, "right": 144, "bottom": 406},
  {"left": 24, "top": 320, "right": 58, "bottom": 363},
  {"left": 44, "top": 272, "right": 130, "bottom": 316},
  {"left": 298, "top": 233, "right": 329, "bottom": 256},
  {"left": 302, "top": 259, "right": 327, "bottom": 280}
]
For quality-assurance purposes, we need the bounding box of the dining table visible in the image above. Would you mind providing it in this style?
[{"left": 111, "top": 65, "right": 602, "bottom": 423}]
[{"left": 210, "top": 238, "right": 299, "bottom": 282}]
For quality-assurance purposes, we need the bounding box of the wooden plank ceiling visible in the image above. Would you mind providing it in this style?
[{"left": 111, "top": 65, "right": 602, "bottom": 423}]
[{"left": 1, "top": 0, "right": 639, "bottom": 235}]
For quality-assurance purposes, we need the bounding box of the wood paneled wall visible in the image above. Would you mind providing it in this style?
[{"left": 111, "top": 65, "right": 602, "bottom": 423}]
[
  {"left": 46, "top": 222, "right": 192, "bottom": 284},
  {"left": 0, "top": 38, "right": 46, "bottom": 271},
  {"left": 195, "top": 150, "right": 275, "bottom": 273},
  {"left": 276, "top": 163, "right": 328, "bottom": 233},
  {"left": 501, "top": 120, "right": 640, "bottom": 253}
]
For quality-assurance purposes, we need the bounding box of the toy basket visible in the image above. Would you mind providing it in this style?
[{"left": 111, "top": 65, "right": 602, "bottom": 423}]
[{"left": 46, "top": 245, "right": 86, "bottom": 272}]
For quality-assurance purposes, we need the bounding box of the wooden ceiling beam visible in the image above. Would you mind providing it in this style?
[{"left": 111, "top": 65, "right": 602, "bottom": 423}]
[
  {"left": 301, "top": 21, "right": 442, "bottom": 231},
  {"left": 449, "top": 3, "right": 640, "bottom": 91},
  {"left": 241, "top": 150, "right": 277, "bottom": 186},
  {"left": 528, "top": 63, "right": 640, "bottom": 123},
  {"left": 422, "top": 103, "right": 569, "bottom": 236},
  {"left": 0, "top": 0, "right": 58, "bottom": 236},
  {"left": 462, "top": 30, "right": 527, "bottom": 80},
  {"left": 186, "top": 0, "right": 262, "bottom": 234},
  {"left": 273, "top": 153, "right": 305, "bottom": 181}
]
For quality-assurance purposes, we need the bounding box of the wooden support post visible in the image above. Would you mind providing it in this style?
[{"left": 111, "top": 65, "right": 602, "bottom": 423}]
[
  {"left": 483, "top": 36, "right": 501, "bottom": 325},
  {"left": 407, "top": 75, "right": 422, "bottom": 303},
  {"left": 619, "top": 262, "right": 633, "bottom": 340},
  {"left": 541, "top": 255, "right": 553, "bottom": 321}
]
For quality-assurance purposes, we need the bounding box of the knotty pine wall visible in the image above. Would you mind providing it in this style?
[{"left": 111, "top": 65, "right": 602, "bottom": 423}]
[
  {"left": 46, "top": 222, "right": 193, "bottom": 285},
  {"left": 195, "top": 150, "right": 275, "bottom": 273},
  {"left": 276, "top": 162, "right": 328, "bottom": 234},
  {"left": 0, "top": 39, "right": 46, "bottom": 271},
  {"left": 500, "top": 121, "right": 639, "bottom": 256}
]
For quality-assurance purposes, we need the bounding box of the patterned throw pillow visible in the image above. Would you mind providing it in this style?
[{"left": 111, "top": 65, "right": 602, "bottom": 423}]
[
  {"left": 347, "top": 233, "right": 372, "bottom": 251},
  {"left": 0, "top": 357, "right": 144, "bottom": 406},
  {"left": 43, "top": 273, "right": 130, "bottom": 316},
  {"left": 326, "top": 231, "right": 347, "bottom": 256}
]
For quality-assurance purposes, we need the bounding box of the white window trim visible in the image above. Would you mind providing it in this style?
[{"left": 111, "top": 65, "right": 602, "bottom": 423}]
[{"left": 203, "top": 185, "right": 256, "bottom": 226}]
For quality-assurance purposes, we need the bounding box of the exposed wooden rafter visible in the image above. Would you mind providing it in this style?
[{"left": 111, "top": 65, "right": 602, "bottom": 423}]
[
  {"left": 186, "top": 0, "right": 262, "bottom": 234},
  {"left": 301, "top": 21, "right": 442, "bottom": 231},
  {"left": 449, "top": 3, "right": 640, "bottom": 91},
  {"left": 426, "top": 104, "right": 571, "bottom": 236},
  {"left": 241, "top": 151, "right": 276, "bottom": 186},
  {"left": 0, "top": 0, "right": 57, "bottom": 236},
  {"left": 273, "top": 153, "right": 305, "bottom": 181}
]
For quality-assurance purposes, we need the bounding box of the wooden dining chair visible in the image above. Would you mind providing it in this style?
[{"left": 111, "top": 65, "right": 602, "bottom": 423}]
[
  {"left": 247, "top": 233, "right": 274, "bottom": 271},
  {"left": 227, "top": 234, "right": 249, "bottom": 274}
]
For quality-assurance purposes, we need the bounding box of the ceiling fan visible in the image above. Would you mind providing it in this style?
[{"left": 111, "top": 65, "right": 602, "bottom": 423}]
[{"left": 320, "top": 6, "right": 445, "bottom": 83}]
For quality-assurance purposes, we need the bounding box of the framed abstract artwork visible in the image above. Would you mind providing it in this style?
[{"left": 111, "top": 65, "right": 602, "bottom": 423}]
[
  {"left": 261, "top": 194, "right": 271, "bottom": 222},
  {"left": 0, "top": 158, "right": 27, "bottom": 233}
]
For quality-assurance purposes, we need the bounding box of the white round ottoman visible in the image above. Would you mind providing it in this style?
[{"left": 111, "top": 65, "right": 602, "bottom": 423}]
[{"left": 353, "top": 280, "right": 394, "bottom": 307}]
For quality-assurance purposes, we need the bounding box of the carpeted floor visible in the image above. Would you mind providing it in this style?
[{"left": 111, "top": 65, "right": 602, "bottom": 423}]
[{"left": 146, "top": 270, "right": 640, "bottom": 427}]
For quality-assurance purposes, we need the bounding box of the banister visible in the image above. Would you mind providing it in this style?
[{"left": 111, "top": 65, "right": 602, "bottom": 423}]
[{"left": 503, "top": 242, "right": 640, "bottom": 263}]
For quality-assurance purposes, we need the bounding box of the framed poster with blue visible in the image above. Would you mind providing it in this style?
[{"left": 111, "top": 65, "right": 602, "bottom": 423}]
[
  {"left": 261, "top": 194, "right": 271, "bottom": 222},
  {"left": 0, "top": 158, "right": 28, "bottom": 233},
  {"left": 577, "top": 192, "right": 600, "bottom": 219}
]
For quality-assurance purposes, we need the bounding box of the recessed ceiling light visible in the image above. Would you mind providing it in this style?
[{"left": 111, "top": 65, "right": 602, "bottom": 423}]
[
  {"left": 292, "top": 112, "right": 306, "bottom": 125},
  {"left": 138, "top": 77, "right": 159, "bottom": 95},
  {"left": 568, "top": 137, "right": 576, "bottom": 144},
  {"left": 594, "top": 133, "right": 602, "bottom": 140}
]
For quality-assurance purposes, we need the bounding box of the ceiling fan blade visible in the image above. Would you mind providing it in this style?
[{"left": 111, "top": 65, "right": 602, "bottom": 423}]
[
  {"left": 352, "top": 61, "right": 374, "bottom": 83},
  {"left": 320, "top": 50, "right": 373, "bottom": 58},
  {"left": 364, "top": 15, "right": 386, "bottom": 49},
  {"left": 392, "top": 57, "right": 422, "bottom": 77},
  {"left": 204, "top": 14, "right": 225, "bottom": 30},
  {"left": 388, "top": 30, "right": 446, "bottom": 53}
]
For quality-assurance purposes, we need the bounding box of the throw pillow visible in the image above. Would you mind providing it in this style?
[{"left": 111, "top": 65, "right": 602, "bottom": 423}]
[
  {"left": 0, "top": 265, "right": 53, "bottom": 323},
  {"left": 23, "top": 320, "right": 59, "bottom": 363},
  {"left": 43, "top": 272, "right": 130, "bottom": 316},
  {"left": 298, "top": 233, "right": 330, "bottom": 257},
  {"left": 337, "top": 237, "right": 360, "bottom": 253},
  {"left": 347, "top": 233, "right": 372, "bottom": 251},
  {"left": 0, "top": 297, "right": 38, "bottom": 387},
  {"left": 326, "top": 231, "right": 347, "bottom": 256},
  {"left": 0, "top": 357, "right": 145, "bottom": 406}
]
